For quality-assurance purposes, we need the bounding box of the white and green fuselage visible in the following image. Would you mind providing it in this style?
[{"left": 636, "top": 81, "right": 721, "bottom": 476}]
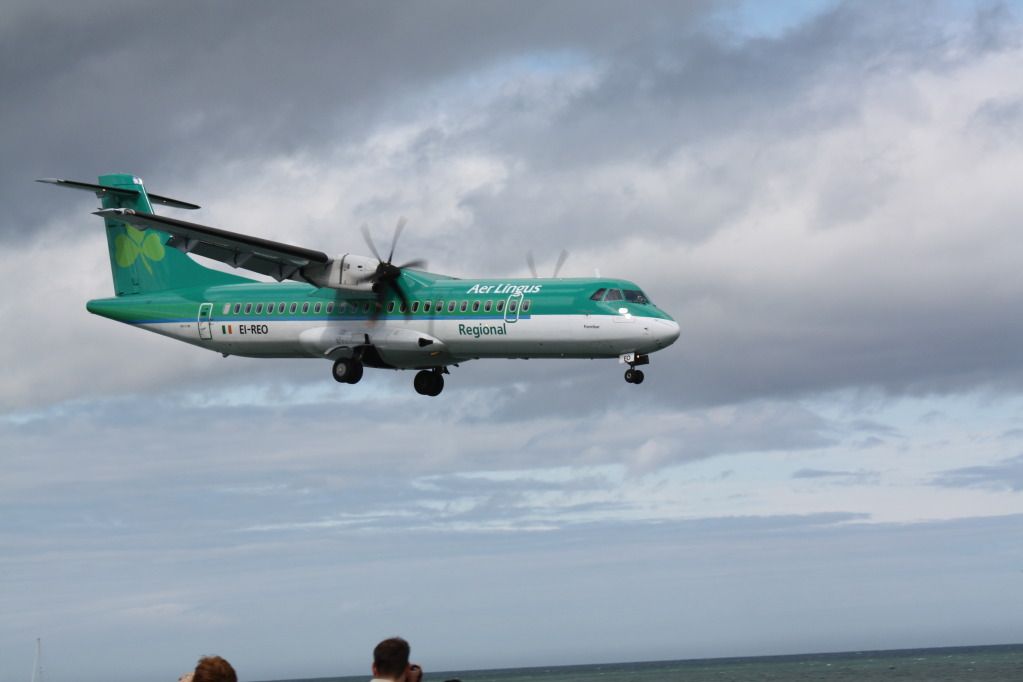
[
  {"left": 47, "top": 173, "right": 679, "bottom": 394},
  {"left": 87, "top": 275, "right": 679, "bottom": 368}
]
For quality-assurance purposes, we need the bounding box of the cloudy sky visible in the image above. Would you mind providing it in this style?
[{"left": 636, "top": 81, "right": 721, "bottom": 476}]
[{"left": 3, "top": 1, "right": 1023, "bottom": 681}]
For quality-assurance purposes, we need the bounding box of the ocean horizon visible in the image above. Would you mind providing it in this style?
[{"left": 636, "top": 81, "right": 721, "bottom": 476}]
[{"left": 259, "top": 643, "right": 1023, "bottom": 682}]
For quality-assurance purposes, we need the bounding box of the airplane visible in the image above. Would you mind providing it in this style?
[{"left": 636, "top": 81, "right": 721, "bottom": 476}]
[{"left": 41, "top": 173, "right": 680, "bottom": 396}]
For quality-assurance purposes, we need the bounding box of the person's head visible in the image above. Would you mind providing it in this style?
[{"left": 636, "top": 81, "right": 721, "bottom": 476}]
[
  {"left": 373, "top": 637, "right": 410, "bottom": 680},
  {"left": 193, "top": 656, "right": 237, "bottom": 682}
]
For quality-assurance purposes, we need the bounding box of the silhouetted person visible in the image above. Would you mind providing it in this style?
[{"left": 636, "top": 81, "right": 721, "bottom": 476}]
[
  {"left": 372, "top": 637, "right": 422, "bottom": 682},
  {"left": 186, "top": 656, "right": 237, "bottom": 682}
]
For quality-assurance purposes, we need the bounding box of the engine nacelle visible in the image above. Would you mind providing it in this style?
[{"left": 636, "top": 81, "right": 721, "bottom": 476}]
[{"left": 301, "top": 253, "right": 379, "bottom": 291}]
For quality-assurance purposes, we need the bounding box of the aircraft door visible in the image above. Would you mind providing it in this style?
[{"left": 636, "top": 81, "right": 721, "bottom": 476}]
[
  {"left": 197, "top": 302, "right": 213, "bottom": 340},
  {"left": 504, "top": 292, "right": 523, "bottom": 323}
]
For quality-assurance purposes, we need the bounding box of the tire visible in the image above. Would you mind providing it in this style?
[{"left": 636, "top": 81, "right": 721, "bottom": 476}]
[
  {"left": 624, "top": 368, "right": 636, "bottom": 383},
  {"left": 414, "top": 370, "right": 433, "bottom": 395},
  {"left": 333, "top": 358, "right": 363, "bottom": 384},
  {"left": 414, "top": 370, "right": 444, "bottom": 396},
  {"left": 632, "top": 369, "right": 645, "bottom": 384}
]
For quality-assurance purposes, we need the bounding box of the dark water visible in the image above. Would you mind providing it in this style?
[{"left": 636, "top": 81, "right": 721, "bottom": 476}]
[{"left": 266, "top": 644, "right": 1023, "bottom": 682}]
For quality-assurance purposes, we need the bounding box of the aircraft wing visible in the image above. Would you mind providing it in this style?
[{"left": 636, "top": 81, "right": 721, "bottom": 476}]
[{"left": 95, "top": 208, "right": 330, "bottom": 282}]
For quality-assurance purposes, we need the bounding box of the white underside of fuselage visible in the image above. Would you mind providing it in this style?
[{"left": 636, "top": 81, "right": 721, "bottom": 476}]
[{"left": 133, "top": 313, "right": 679, "bottom": 369}]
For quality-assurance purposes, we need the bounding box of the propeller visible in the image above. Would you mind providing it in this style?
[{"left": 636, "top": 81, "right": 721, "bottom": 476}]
[
  {"left": 357, "top": 217, "right": 427, "bottom": 320},
  {"left": 527, "top": 249, "right": 569, "bottom": 278}
]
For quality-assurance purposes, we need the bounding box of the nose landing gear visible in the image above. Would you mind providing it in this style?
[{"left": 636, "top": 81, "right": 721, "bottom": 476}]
[
  {"left": 621, "top": 352, "right": 650, "bottom": 385},
  {"left": 624, "top": 368, "right": 645, "bottom": 384},
  {"left": 414, "top": 368, "right": 446, "bottom": 396}
]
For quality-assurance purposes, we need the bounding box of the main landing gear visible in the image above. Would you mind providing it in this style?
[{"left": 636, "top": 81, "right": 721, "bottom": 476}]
[
  {"left": 413, "top": 369, "right": 445, "bottom": 397},
  {"left": 332, "top": 358, "right": 447, "bottom": 396},
  {"left": 623, "top": 353, "right": 650, "bottom": 385},
  {"left": 332, "top": 357, "right": 364, "bottom": 384}
]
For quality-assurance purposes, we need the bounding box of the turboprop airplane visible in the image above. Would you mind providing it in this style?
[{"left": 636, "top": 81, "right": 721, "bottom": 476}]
[{"left": 41, "top": 174, "right": 679, "bottom": 396}]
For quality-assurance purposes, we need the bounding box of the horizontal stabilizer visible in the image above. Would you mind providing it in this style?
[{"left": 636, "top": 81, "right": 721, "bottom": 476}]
[
  {"left": 95, "top": 207, "right": 330, "bottom": 282},
  {"left": 37, "top": 178, "right": 200, "bottom": 210}
]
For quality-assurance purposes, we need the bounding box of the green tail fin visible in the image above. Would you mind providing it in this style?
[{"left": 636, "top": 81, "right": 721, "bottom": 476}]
[{"left": 97, "top": 173, "right": 248, "bottom": 296}]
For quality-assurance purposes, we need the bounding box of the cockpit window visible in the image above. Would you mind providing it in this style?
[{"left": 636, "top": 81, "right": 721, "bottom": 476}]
[
  {"left": 604, "top": 289, "right": 623, "bottom": 301},
  {"left": 589, "top": 288, "right": 606, "bottom": 301},
  {"left": 623, "top": 289, "right": 650, "bottom": 304}
]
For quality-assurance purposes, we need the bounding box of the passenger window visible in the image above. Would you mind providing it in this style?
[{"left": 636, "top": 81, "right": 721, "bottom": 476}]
[
  {"left": 412, "top": 301, "right": 420, "bottom": 313},
  {"left": 388, "top": 301, "right": 396, "bottom": 313},
  {"left": 222, "top": 304, "right": 231, "bottom": 315},
  {"left": 484, "top": 300, "right": 493, "bottom": 313},
  {"left": 509, "top": 300, "right": 518, "bottom": 312},
  {"left": 448, "top": 301, "right": 456, "bottom": 313},
  {"left": 436, "top": 300, "right": 443, "bottom": 311},
  {"left": 496, "top": 300, "right": 505, "bottom": 312},
  {"left": 314, "top": 302, "right": 322, "bottom": 314},
  {"left": 244, "top": 303, "right": 253, "bottom": 314},
  {"left": 590, "top": 288, "right": 606, "bottom": 301},
  {"left": 301, "top": 302, "right": 309, "bottom": 313},
  {"left": 522, "top": 300, "right": 531, "bottom": 312},
  {"left": 289, "top": 303, "right": 297, "bottom": 314},
  {"left": 277, "top": 302, "right": 285, "bottom": 314},
  {"left": 327, "top": 302, "right": 334, "bottom": 314},
  {"left": 233, "top": 303, "right": 241, "bottom": 314},
  {"left": 255, "top": 303, "right": 263, "bottom": 314},
  {"left": 423, "top": 301, "right": 431, "bottom": 313},
  {"left": 605, "top": 289, "right": 623, "bottom": 301},
  {"left": 267, "top": 302, "right": 274, "bottom": 314},
  {"left": 362, "top": 302, "right": 370, "bottom": 314},
  {"left": 460, "top": 301, "right": 468, "bottom": 313},
  {"left": 472, "top": 301, "right": 481, "bottom": 312},
  {"left": 399, "top": 302, "right": 407, "bottom": 314}
]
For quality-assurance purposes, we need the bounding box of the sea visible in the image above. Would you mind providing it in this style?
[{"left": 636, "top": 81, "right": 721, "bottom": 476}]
[{"left": 266, "top": 644, "right": 1023, "bottom": 682}]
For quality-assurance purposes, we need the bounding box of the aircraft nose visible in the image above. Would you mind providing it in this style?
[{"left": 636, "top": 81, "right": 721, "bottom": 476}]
[{"left": 650, "top": 317, "right": 680, "bottom": 348}]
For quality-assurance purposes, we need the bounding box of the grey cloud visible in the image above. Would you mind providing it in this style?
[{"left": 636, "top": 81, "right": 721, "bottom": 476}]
[
  {"left": 932, "top": 453, "right": 1023, "bottom": 492},
  {"left": 792, "top": 468, "right": 882, "bottom": 485},
  {"left": 3, "top": 0, "right": 715, "bottom": 241}
]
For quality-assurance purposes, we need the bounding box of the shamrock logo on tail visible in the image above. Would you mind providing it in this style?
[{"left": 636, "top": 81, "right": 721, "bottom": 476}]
[{"left": 115, "top": 224, "right": 165, "bottom": 274}]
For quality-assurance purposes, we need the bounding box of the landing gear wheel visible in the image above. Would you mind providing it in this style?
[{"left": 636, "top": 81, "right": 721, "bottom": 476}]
[
  {"left": 624, "top": 368, "right": 645, "bottom": 384},
  {"left": 414, "top": 370, "right": 444, "bottom": 396},
  {"left": 332, "top": 358, "right": 364, "bottom": 384}
]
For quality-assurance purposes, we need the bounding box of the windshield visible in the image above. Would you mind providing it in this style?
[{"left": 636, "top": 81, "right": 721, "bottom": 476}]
[{"left": 623, "top": 289, "right": 650, "bottom": 304}]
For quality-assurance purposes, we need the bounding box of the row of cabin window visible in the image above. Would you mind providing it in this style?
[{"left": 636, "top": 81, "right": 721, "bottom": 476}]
[{"left": 223, "top": 299, "right": 533, "bottom": 317}]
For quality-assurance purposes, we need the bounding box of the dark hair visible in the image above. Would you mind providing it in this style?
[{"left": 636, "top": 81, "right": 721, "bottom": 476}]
[
  {"left": 193, "top": 656, "right": 237, "bottom": 682},
  {"left": 374, "top": 637, "right": 410, "bottom": 678}
]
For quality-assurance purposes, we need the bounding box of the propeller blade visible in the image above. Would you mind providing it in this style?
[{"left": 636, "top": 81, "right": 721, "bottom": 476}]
[
  {"left": 396, "top": 258, "right": 427, "bottom": 270},
  {"left": 552, "top": 249, "right": 569, "bottom": 278},
  {"left": 360, "top": 223, "right": 383, "bottom": 263},
  {"left": 353, "top": 269, "right": 380, "bottom": 284},
  {"left": 387, "top": 216, "right": 407, "bottom": 264},
  {"left": 526, "top": 251, "right": 538, "bottom": 279}
]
